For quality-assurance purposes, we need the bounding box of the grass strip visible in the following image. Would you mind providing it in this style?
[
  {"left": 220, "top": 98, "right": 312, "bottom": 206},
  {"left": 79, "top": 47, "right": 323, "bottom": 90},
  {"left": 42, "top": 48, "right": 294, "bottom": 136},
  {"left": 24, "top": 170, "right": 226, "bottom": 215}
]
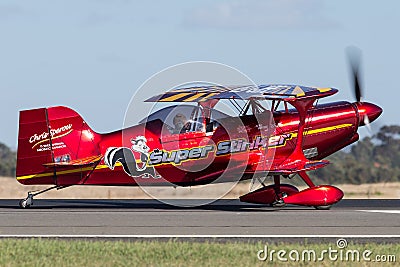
[{"left": 0, "top": 239, "right": 398, "bottom": 266}]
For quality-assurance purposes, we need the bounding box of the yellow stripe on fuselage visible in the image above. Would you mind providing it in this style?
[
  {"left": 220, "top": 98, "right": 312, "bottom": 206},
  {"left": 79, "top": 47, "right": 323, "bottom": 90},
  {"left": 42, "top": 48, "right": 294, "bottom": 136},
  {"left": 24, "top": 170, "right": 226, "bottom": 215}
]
[
  {"left": 290, "top": 123, "right": 353, "bottom": 138},
  {"left": 16, "top": 162, "right": 119, "bottom": 181}
]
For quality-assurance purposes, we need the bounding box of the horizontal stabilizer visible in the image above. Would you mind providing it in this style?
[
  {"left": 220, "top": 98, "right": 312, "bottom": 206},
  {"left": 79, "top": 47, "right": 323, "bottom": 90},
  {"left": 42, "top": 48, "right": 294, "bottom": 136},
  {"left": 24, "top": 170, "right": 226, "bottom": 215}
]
[{"left": 43, "top": 155, "right": 102, "bottom": 168}]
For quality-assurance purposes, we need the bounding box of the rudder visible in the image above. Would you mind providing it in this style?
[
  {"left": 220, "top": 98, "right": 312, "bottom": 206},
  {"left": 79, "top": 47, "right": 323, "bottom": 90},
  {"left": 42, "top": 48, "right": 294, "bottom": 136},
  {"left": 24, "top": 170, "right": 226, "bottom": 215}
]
[{"left": 16, "top": 106, "right": 101, "bottom": 184}]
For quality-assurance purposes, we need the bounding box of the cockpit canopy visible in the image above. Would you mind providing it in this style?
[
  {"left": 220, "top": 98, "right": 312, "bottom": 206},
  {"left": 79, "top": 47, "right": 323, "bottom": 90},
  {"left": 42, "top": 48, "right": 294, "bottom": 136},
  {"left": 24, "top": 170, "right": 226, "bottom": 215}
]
[{"left": 139, "top": 104, "right": 230, "bottom": 134}]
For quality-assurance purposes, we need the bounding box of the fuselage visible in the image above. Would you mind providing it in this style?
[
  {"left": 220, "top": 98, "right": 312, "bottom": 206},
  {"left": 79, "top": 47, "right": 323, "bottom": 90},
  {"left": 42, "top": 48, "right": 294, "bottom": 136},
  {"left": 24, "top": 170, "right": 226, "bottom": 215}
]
[{"left": 69, "top": 101, "right": 380, "bottom": 186}]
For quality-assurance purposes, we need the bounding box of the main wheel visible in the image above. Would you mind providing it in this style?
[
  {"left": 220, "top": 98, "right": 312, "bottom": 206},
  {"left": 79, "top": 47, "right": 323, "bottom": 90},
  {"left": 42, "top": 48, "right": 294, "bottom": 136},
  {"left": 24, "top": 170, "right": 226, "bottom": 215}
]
[
  {"left": 272, "top": 199, "right": 286, "bottom": 208},
  {"left": 314, "top": 205, "right": 331, "bottom": 210}
]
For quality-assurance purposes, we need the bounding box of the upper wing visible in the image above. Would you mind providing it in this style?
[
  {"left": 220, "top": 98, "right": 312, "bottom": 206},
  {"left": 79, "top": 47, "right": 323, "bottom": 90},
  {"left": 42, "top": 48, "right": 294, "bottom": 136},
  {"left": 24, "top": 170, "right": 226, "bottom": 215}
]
[{"left": 145, "top": 84, "right": 338, "bottom": 102}]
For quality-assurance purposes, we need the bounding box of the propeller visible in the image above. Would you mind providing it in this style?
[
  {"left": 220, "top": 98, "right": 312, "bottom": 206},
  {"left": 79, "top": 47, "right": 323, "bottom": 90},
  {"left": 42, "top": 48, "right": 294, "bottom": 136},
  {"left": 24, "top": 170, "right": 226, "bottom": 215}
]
[
  {"left": 347, "top": 46, "right": 363, "bottom": 102},
  {"left": 346, "top": 46, "right": 372, "bottom": 133}
]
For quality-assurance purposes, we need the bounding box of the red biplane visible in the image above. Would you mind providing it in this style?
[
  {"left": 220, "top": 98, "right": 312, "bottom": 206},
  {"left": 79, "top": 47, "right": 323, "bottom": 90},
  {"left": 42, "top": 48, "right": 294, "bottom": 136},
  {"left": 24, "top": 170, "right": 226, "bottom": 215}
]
[{"left": 16, "top": 58, "right": 382, "bottom": 209}]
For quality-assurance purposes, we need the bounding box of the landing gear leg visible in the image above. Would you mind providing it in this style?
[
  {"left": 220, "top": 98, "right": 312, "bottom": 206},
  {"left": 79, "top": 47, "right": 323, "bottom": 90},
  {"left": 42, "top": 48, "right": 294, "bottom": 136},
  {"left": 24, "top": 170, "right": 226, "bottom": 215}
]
[
  {"left": 297, "top": 171, "right": 331, "bottom": 210},
  {"left": 298, "top": 171, "right": 315, "bottom": 188},
  {"left": 272, "top": 175, "right": 285, "bottom": 207},
  {"left": 19, "top": 185, "right": 70, "bottom": 209}
]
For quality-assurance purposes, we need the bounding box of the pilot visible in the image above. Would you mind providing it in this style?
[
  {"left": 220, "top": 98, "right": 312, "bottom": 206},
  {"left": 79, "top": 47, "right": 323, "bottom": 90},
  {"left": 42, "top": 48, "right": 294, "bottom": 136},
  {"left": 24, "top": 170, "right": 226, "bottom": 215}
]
[{"left": 172, "top": 113, "right": 190, "bottom": 134}]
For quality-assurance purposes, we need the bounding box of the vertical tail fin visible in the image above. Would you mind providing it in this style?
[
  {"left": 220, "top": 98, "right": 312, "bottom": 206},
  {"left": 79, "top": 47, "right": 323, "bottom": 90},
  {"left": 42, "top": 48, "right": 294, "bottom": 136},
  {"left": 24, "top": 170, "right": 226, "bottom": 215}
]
[{"left": 16, "top": 106, "right": 101, "bottom": 184}]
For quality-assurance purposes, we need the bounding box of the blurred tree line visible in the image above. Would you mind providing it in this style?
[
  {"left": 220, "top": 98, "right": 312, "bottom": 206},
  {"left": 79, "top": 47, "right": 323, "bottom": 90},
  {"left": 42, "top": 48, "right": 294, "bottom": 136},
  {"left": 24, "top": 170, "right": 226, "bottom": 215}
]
[
  {"left": 310, "top": 125, "right": 400, "bottom": 184},
  {"left": 0, "top": 142, "right": 16, "bottom": 177}
]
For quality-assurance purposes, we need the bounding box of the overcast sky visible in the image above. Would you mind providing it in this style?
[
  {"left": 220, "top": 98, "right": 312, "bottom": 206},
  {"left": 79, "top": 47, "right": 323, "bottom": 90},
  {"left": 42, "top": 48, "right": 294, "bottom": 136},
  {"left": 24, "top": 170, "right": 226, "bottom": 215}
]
[{"left": 0, "top": 0, "right": 398, "bottom": 148}]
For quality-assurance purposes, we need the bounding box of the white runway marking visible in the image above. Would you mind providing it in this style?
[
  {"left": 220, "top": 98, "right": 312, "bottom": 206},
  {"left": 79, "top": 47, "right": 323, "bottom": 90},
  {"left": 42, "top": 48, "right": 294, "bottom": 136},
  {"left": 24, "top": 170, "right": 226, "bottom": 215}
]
[{"left": 358, "top": 210, "right": 400, "bottom": 214}]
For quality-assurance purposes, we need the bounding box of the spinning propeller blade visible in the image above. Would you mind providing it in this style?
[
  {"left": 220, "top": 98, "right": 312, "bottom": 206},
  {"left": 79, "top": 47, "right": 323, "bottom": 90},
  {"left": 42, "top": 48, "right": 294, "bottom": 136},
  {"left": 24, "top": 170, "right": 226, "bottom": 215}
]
[
  {"left": 346, "top": 46, "right": 375, "bottom": 134},
  {"left": 347, "top": 46, "right": 363, "bottom": 102}
]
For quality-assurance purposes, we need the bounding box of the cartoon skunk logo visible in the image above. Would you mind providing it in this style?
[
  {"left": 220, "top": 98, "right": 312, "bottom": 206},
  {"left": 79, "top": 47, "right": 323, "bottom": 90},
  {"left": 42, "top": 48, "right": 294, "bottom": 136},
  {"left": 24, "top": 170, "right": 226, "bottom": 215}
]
[{"left": 104, "top": 136, "right": 159, "bottom": 178}]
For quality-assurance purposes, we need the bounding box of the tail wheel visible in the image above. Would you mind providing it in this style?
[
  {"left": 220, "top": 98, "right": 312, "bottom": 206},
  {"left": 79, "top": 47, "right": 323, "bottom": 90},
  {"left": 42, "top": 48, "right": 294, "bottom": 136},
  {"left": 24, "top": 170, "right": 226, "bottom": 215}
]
[
  {"left": 19, "top": 192, "right": 34, "bottom": 209},
  {"left": 19, "top": 198, "right": 31, "bottom": 209}
]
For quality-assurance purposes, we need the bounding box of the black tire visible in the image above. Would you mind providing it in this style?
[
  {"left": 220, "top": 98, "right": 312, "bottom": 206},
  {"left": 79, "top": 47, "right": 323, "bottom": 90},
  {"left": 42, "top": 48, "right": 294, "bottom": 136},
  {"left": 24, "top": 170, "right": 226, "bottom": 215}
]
[
  {"left": 19, "top": 199, "right": 30, "bottom": 209},
  {"left": 314, "top": 205, "right": 331, "bottom": 210}
]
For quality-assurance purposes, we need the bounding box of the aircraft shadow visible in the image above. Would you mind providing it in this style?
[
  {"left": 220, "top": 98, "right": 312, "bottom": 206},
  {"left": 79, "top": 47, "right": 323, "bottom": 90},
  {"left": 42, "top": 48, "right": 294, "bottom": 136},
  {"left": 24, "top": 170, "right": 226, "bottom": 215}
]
[{"left": 1, "top": 199, "right": 396, "bottom": 211}]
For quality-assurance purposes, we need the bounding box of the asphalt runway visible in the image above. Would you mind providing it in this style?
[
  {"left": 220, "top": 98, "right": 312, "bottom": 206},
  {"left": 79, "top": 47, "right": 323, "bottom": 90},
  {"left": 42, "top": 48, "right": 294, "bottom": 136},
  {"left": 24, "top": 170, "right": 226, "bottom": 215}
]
[{"left": 0, "top": 199, "right": 399, "bottom": 240}]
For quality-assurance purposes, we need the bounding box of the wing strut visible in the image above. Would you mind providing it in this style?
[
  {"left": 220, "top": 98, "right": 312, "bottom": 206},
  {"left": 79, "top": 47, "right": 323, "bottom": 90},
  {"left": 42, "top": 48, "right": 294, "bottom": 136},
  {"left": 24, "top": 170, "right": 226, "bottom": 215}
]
[
  {"left": 277, "top": 98, "right": 329, "bottom": 173},
  {"left": 287, "top": 99, "right": 314, "bottom": 162}
]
